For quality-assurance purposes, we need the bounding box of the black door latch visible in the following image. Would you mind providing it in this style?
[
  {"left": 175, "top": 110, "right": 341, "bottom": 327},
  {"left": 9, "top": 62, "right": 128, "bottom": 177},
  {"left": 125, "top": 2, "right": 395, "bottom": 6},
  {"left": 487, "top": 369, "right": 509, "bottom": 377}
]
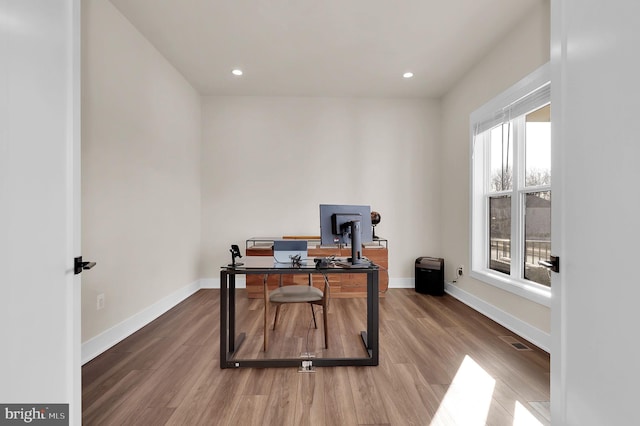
[
  {"left": 74, "top": 256, "right": 97, "bottom": 275},
  {"left": 539, "top": 255, "right": 559, "bottom": 273}
]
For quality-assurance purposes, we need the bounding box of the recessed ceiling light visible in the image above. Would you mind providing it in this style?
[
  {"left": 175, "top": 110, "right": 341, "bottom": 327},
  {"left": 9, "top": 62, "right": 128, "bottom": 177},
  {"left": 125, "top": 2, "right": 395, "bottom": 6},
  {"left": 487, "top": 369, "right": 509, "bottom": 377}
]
[
  {"left": 232, "top": 69, "right": 243, "bottom": 76},
  {"left": 403, "top": 72, "right": 414, "bottom": 79}
]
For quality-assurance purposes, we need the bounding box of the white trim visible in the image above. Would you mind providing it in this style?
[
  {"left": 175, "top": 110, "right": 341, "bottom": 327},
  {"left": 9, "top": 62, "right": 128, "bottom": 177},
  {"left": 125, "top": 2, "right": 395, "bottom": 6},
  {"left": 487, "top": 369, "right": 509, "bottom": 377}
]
[
  {"left": 470, "top": 63, "right": 550, "bottom": 126},
  {"left": 70, "top": 0, "right": 82, "bottom": 422},
  {"left": 445, "top": 282, "right": 550, "bottom": 352},
  {"left": 469, "top": 270, "right": 551, "bottom": 307},
  {"left": 388, "top": 277, "right": 414, "bottom": 288},
  {"left": 81, "top": 280, "right": 201, "bottom": 364}
]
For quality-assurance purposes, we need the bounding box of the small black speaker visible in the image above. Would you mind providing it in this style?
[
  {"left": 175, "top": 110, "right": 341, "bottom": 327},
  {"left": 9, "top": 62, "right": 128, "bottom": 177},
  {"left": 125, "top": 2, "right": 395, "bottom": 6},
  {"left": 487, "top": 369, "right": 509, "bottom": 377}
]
[{"left": 415, "top": 257, "right": 444, "bottom": 296}]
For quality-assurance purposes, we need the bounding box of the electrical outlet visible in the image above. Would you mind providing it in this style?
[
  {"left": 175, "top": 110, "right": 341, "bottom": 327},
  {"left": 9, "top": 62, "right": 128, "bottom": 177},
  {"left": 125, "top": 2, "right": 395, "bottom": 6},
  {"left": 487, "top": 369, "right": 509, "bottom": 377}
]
[
  {"left": 97, "top": 293, "right": 105, "bottom": 310},
  {"left": 457, "top": 266, "right": 464, "bottom": 277}
]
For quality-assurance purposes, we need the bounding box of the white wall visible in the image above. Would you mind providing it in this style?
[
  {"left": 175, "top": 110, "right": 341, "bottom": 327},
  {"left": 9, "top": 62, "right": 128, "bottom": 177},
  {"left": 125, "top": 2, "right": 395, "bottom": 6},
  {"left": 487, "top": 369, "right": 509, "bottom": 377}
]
[
  {"left": 440, "top": 1, "right": 551, "bottom": 338},
  {"left": 200, "top": 96, "right": 441, "bottom": 281},
  {"left": 81, "top": 0, "right": 202, "bottom": 342},
  {"left": 551, "top": 0, "right": 640, "bottom": 423}
]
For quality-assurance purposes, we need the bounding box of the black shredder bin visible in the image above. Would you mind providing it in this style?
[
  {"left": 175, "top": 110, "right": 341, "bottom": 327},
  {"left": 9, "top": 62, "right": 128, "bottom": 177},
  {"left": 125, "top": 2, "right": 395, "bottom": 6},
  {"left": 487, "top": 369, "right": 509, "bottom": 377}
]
[{"left": 415, "top": 257, "right": 444, "bottom": 295}]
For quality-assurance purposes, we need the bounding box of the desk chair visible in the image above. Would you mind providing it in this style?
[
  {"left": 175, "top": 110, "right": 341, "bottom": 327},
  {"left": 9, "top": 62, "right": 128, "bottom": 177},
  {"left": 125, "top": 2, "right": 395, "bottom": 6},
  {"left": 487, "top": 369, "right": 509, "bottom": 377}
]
[{"left": 263, "top": 275, "right": 330, "bottom": 352}]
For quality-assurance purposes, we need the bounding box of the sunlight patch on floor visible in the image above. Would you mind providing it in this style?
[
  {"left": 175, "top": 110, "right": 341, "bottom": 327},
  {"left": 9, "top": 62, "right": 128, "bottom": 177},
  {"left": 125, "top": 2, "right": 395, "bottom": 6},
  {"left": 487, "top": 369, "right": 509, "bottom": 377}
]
[
  {"left": 430, "top": 355, "right": 496, "bottom": 426},
  {"left": 513, "top": 401, "right": 544, "bottom": 426}
]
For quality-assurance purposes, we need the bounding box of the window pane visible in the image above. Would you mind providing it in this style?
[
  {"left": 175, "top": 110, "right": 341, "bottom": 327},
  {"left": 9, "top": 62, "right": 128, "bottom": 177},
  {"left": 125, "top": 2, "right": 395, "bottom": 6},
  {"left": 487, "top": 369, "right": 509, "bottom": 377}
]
[
  {"left": 489, "top": 196, "right": 511, "bottom": 275},
  {"left": 524, "top": 191, "right": 551, "bottom": 286},
  {"left": 489, "top": 124, "right": 513, "bottom": 191},
  {"left": 525, "top": 105, "right": 551, "bottom": 187}
]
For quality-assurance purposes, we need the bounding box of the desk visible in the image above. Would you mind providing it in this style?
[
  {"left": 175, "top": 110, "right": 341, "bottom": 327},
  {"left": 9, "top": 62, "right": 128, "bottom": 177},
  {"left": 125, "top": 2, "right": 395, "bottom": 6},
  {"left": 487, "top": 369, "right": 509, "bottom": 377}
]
[
  {"left": 245, "top": 237, "right": 388, "bottom": 298},
  {"left": 220, "top": 256, "right": 379, "bottom": 368}
]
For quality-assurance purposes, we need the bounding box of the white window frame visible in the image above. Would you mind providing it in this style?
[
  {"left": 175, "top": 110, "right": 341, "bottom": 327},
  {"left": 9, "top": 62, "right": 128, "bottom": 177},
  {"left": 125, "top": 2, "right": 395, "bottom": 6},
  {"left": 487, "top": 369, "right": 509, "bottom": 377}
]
[{"left": 470, "top": 63, "right": 551, "bottom": 307}]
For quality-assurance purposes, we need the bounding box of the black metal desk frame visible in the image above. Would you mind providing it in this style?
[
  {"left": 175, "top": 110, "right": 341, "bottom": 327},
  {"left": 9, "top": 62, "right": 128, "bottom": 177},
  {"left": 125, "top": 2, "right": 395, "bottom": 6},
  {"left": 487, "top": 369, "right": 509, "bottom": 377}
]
[{"left": 220, "top": 258, "right": 379, "bottom": 368}]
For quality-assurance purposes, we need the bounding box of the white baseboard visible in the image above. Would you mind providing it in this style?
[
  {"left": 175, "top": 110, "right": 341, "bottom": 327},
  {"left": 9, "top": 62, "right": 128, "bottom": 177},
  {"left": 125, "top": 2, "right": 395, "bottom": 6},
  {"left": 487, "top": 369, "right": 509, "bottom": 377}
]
[
  {"left": 81, "top": 280, "right": 201, "bottom": 365},
  {"left": 444, "top": 282, "right": 550, "bottom": 352},
  {"left": 388, "top": 277, "right": 414, "bottom": 288}
]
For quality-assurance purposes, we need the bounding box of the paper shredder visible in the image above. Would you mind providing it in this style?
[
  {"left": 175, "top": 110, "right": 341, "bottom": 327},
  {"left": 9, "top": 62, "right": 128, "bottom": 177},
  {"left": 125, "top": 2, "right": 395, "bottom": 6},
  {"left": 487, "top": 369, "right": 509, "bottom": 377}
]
[{"left": 415, "top": 257, "right": 444, "bottom": 296}]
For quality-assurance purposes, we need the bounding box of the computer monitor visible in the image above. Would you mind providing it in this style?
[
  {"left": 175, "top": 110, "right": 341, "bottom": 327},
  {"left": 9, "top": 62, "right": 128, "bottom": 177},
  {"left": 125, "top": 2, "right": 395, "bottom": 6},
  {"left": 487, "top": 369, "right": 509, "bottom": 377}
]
[{"left": 319, "top": 204, "right": 372, "bottom": 267}]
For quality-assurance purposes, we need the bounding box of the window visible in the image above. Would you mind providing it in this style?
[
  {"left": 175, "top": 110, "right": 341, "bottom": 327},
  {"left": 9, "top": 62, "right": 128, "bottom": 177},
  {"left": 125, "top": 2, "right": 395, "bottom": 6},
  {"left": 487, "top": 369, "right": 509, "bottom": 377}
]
[{"left": 470, "top": 64, "right": 551, "bottom": 305}]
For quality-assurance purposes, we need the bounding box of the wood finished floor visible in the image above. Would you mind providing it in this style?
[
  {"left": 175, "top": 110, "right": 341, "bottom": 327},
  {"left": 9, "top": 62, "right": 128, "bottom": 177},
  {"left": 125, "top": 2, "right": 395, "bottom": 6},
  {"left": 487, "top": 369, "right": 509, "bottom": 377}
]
[{"left": 82, "top": 289, "right": 550, "bottom": 425}]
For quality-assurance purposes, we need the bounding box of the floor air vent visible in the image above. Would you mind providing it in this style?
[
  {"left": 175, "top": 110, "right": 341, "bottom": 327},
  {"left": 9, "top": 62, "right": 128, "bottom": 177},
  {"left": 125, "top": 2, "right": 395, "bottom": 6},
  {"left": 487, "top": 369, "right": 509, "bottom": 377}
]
[{"left": 498, "top": 335, "right": 533, "bottom": 351}]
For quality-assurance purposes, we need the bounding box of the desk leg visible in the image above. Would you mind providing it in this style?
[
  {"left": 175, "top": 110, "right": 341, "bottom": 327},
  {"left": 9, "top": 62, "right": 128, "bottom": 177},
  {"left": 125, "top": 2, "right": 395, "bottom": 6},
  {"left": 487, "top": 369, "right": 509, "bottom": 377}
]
[
  {"left": 367, "top": 269, "right": 379, "bottom": 365},
  {"left": 229, "top": 273, "right": 236, "bottom": 352},
  {"left": 263, "top": 274, "right": 269, "bottom": 351},
  {"left": 220, "top": 270, "right": 228, "bottom": 367},
  {"left": 220, "top": 270, "right": 245, "bottom": 368}
]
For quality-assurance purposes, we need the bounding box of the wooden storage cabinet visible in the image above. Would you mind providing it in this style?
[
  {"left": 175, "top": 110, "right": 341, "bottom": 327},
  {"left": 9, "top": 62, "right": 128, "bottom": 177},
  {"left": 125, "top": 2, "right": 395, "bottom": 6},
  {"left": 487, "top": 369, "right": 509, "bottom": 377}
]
[{"left": 245, "top": 237, "right": 388, "bottom": 298}]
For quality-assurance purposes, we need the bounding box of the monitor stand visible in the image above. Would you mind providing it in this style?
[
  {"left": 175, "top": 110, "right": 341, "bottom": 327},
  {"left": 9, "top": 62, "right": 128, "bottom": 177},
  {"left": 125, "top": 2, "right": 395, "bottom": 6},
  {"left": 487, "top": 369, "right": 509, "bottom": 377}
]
[
  {"left": 336, "top": 221, "right": 371, "bottom": 268},
  {"left": 336, "top": 258, "right": 372, "bottom": 269}
]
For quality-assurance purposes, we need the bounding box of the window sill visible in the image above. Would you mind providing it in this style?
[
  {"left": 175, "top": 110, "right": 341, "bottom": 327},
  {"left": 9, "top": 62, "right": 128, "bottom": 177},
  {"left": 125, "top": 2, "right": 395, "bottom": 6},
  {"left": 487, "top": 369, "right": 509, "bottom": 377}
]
[{"left": 469, "top": 269, "right": 551, "bottom": 307}]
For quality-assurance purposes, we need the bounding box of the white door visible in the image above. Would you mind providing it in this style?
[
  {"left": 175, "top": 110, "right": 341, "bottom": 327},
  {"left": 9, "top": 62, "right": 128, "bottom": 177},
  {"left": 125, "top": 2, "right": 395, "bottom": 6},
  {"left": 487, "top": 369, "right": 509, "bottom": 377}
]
[
  {"left": 0, "top": 0, "right": 81, "bottom": 424},
  {"left": 551, "top": 0, "right": 640, "bottom": 424}
]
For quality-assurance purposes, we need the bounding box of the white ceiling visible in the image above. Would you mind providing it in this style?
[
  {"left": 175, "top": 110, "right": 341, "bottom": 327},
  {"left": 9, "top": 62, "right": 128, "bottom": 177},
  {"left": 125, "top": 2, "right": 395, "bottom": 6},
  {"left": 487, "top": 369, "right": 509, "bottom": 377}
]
[{"left": 108, "top": 0, "right": 542, "bottom": 98}]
